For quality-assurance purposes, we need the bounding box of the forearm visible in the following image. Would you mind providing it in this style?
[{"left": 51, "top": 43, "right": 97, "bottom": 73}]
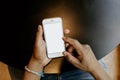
[
  {"left": 23, "top": 58, "right": 43, "bottom": 80},
  {"left": 90, "top": 63, "right": 111, "bottom": 80}
]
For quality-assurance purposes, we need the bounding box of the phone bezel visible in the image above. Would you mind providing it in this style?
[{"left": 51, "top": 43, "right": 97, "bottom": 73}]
[{"left": 42, "top": 17, "right": 65, "bottom": 58}]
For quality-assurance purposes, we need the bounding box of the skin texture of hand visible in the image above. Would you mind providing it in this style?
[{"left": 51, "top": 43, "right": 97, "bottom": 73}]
[
  {"left": 63, "top": 37, "right": 111, "bottom": 80},
  {"left": 23, "top": 25, "right": 50, "bottom": 80},
  {"left": 31, "top": 25, "right": 51, "bottom": 67},
  {"left": 31, "top": 25, "right": 70, "bottom": 67},
  {"left": 23, "top": 25, "right": 70, "bottom": 80},
  {"left": 63, "top": 37, "right": 98, "bottom": 72}
]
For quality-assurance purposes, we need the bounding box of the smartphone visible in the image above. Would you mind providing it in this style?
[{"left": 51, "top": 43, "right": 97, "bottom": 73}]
[{"left": 42, "top": 17, "right": 65, "bottom": 58}]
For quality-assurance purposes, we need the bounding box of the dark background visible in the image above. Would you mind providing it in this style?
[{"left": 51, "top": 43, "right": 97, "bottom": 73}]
[{"left": 0, "top": 0, "right": 120, "bottom": 70}]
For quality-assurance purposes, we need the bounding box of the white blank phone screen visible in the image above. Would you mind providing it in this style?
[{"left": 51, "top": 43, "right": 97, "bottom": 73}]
[{"left": 44, "top": 22, "right": 65, "bottom": 54}]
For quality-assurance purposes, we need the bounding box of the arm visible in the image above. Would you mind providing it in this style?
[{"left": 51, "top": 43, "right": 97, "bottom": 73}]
[
  {"left": 23, "top": 25, "right": 51, "bottom": 80},
  {"left": 23, "top": 25, "right": 70, "bottom": 80},
  {"left": 90, "top": 63, "right": 111, "bottom": 80},
  {"left": 23, "top": 58, "right": 43, "bottom": 80},
  {"left": 63, "top": 37, "right": 112, "bottom": 80}
]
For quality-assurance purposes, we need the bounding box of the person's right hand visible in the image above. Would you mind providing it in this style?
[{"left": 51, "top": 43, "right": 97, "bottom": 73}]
[{"left": 63, "top": 37, "right": 99, "bottom": 72}]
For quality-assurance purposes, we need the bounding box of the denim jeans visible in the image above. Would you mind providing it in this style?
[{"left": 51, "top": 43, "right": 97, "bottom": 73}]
[{"left": 41, "top": 59, "right": 108, "bottom": 80}]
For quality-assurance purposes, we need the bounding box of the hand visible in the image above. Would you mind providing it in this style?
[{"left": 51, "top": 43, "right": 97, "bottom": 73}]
[
  {"left": 30, "top": 25, "right": 50, "bottom": 67},
  {"left": 23, "top": 25, "right": 70, "bottom": 80},
  {"left": 30, "top": 25, "right": 70, "bottom": 67},
  {"left": 63, "top": 37, "right": 99, "bottom": 72}
]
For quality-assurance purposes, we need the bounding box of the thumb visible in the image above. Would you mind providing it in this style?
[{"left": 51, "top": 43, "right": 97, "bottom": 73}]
[
  {"left": 63, "top": 51, "right": 82, "bottom": 68},
  {"left": 35, "top": 25, "right": 43, "bottom": 44}
]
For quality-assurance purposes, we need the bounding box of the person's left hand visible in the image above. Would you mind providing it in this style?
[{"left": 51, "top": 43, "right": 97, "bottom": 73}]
[
  {"left": 29, "top": 25, "right": 70, "bottom": 68},
  {"left": 31, "top": 25, "right": 50, "bottom": 67}
]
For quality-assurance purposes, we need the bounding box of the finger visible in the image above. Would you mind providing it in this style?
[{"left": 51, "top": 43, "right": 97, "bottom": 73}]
[
  {"left": 64, "top": 29, "right": 70, "bottom": 35},
  {"left": 63, "top": 37, "right": 82, "bottom": 53},
  {"left": 35, "top": 25, "right": 43, "bottom": 44},
  {"left": 65, "top": 43, "right": 69, "bottom": 47},
  {"left": 77, "top": 55, "right": 83, "bottom": 61},
  {"left": 68, "top": 46, "right": 74, "bottom": 53},
  {"left": 83, "top": 44, "right": 91, "bottom": 50},
  {"left": 63, "top": 51, "right": 82, "bottom": 68}
]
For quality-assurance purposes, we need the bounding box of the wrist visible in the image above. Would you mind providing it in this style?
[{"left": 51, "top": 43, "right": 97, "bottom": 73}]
[
  {"left": 89, "top": 63, "right": 109, "bottom": 80},
  {"left": 27, "top": 58, "right": 44, "bottom": 72},
  {"left": 25, "top": 65, "right": 44, "bottom": 77},
  {"left": 88, "top": 62, "right": 100, "bottom": 73}
]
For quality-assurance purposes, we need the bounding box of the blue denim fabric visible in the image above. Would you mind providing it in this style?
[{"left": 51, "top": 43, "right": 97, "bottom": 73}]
[{"left": 41, "top": 59, "right": 108, "bottom": 80}]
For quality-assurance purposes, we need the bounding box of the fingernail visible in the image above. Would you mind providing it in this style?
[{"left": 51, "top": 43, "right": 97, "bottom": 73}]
[
  {"left": 65, "top": 29, "right": 70, "bottom": 33},
  {"left": 65, "top": 43, "right": 69, "bottom": 47}
]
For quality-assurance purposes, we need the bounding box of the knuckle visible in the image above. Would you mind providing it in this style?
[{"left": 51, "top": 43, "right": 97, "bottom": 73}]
[
  {"left": 73, "top": 39, "right": 78, "bottom": 45},
  {"left": 84, "top": 44, "right": 91, "bottom": 48}
]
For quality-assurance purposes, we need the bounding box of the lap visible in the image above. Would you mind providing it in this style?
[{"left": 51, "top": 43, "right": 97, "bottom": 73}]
[{"left": 41, "top": 59, "right": 108, "bottom": 80}]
